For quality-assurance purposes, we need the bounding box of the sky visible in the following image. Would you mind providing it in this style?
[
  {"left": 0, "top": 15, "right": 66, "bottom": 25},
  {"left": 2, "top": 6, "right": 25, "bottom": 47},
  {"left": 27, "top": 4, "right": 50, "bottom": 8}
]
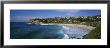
[{"left": 10, "top": 10, "right": 101, "bottom": 22}]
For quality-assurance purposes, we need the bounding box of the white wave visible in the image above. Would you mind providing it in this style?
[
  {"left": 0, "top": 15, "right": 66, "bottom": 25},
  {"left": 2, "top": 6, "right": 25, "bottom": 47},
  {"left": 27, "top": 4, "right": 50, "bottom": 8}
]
[
  {"left": 62, "top": 26, "right": 89, "bottom": 39},
  {"left": 40, "top": 24, "right": 49, "bottom": 25},
  {"left": 63, "top": 34, "right": 69, "bottom": 39},
  {"left": 62, "top": 26, "right": 70, "bottom": 30}
]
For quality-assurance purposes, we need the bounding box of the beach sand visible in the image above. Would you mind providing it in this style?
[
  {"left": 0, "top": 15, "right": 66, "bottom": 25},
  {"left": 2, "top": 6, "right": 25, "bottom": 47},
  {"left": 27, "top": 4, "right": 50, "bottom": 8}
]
[
  {"left": 58, "top": 24, "right": 96, "bottom": 30},
  {"left": 40, "top": 23, "right": 96, "bottom": 30}
]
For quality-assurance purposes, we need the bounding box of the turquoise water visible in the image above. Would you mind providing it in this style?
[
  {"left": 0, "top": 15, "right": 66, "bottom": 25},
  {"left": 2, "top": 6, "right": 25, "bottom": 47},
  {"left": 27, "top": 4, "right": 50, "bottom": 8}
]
[{"left": 10, "top": 22, "right": 89, "bottom": 39}]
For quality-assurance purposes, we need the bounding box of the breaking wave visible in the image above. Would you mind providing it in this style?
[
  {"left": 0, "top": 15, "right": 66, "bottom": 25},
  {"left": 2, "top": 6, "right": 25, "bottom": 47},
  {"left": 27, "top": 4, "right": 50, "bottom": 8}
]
[{"left": 62, "top": 26, "right": 89, "bottom": 39}]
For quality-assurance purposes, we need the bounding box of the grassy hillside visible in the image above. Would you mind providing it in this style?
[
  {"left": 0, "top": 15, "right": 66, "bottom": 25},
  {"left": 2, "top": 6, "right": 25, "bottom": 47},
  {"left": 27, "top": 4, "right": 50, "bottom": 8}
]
[{"left": 84, "top": 24, "right": 101, "bottom": 39}]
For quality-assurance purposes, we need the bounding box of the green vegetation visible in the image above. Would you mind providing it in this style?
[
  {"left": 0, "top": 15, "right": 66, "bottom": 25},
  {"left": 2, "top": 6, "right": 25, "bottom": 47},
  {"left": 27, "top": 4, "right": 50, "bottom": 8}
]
[{"left": 84, "top": 24, "right": 101, "bottom": 39}]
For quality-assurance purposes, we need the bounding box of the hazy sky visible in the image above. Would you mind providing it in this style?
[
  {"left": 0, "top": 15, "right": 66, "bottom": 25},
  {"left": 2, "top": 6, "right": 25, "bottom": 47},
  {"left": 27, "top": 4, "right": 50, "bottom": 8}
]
[{"left": 10, "top": 10, "right": 101, "bottom": 22}]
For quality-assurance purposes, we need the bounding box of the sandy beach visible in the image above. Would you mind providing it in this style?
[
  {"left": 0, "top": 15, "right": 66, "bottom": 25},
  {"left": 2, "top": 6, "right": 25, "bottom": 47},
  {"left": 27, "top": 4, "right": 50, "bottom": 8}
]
[
  {"left": 40, "top": 23, "right": 96, "bottom": 30},
  {"left": 57, "top": 24, "right": 96, "bottom": 30}
]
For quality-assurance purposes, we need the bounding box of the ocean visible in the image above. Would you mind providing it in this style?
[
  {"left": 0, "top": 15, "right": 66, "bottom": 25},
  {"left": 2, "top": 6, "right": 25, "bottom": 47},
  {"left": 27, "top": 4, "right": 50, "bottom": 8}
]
[{"left": 10, "top": 22, "right": 89, "bottom": 39}]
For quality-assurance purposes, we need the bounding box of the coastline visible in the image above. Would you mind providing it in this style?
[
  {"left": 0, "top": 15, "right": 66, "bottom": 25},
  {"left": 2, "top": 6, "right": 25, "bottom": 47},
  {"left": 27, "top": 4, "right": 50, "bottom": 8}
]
[
  {"left": 58, "top": 24, "right": 96, "bottom": 30},
  {"left": 27, "top": 22, "right": 96, "bottom": 37},
  {"left": 40, "top": 23, "right": 96, "bottom": 39},
  {"left": 29, "top": 23, "right": 96, "bottom": 39},
  {"left": 40, "top": 23, "right": 96, "bottom": 30}
]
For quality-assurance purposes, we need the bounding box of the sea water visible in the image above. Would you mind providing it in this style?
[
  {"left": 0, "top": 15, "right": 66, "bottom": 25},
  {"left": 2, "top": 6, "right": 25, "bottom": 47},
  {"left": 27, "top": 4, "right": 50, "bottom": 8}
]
[{"left": 10, "top": 22, "right": 89, "bottom": 39}]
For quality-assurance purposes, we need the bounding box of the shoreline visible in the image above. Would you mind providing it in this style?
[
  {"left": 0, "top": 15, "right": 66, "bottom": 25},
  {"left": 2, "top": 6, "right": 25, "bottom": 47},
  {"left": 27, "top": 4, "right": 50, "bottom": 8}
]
[
  {"left": 40, "top": 23, "right": 96, "bottom": 39},
  {"left": 40, "top": 23, "right": 96, "bottom": 30},
  {"left": 29, "top": 23, "right": 96, "bottom": 39},
  {"left": 58, "top": 24, "right": 96, "bottom": 30}
]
